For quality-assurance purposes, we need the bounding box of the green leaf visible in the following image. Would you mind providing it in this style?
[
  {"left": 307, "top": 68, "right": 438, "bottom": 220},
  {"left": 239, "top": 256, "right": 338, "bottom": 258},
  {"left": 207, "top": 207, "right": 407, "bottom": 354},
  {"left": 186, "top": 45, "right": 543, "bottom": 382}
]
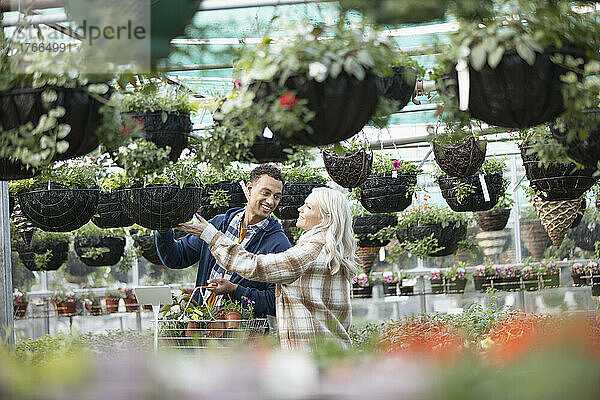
[
  {"left": 487, "top": 46, "right": 505, "bottom": 69},
  {"left": 161, "top": 111, "right": 168, "bottom": 123},
  {"left": 516, "top": 41, "right": 536, "bottom": 66},
  {"left": 470, "top": 43, "right": 487, "bottom": 71}
]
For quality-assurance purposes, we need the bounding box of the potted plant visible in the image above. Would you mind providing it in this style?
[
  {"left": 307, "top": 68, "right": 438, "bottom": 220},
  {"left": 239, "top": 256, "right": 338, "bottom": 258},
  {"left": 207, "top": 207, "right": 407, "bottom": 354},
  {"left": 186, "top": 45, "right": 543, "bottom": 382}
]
[
  {"left": 74, "top": 222, "right": 126, "bottom": 267},
  {"left": 50, "top": 290, "right": 79, "bottom": 316},
  {"left": 540, "top": 260, "right": 560, "bottom": 289},
  {"left": 217, "top": 18, "right": 398, "bottom": 148},
  {"left": 104, "top": 288, "right": 125, "bottom": 313},
  {"left": 355, "top": 246, "right": 379, "bottom": 276},
  {"left": 446, "top": 263, "right": 467, "bottom": 294},
  {"left": 116, "top": 144, "right": 203, "bottom": 230},
  {"left": 11, "top": 161, "right": 100, "bottom": 232},
  {"left": 430, "top": 270, "right": 444, "bottom": 294},
  {"left": 474, "top": 163, "right": 514, "bottom": 231},
  {"left": 519, "top": 128, "right": 597, "bottom": 201},
  {"left": 14, "top": 230, "right": 70, "bottom": 271},
  {"left": 395, "top": 202, "right": 469, "bottom": 258},
  {"left": 521, "top": 262, "right": 540, "bottom": 292},
  {"left": 473, "top": 265, "right": 495, "bottom": 292},
  {"left": 352, "top": 206, "right": 398, "bottom": 248},
  {"left": 438, "top": 0, "right": 600, "bottom": 128},
  {"left": 83, "top": 293, "right": 103, "bottom": 316},
  {"left": 398, "top": 272, "right": 415, "bottom": 296},
  {"left": 498, "top": 265, "right": 521, "bottom": 291},
  {"left": 381, "top": 271, "right": 399, "bottom": 297},
  {"left": 587, "top": 261, "right": 600, "bottom": 296},
  {"left": 357, "top": 153, "right": 421, "bottom": 213},
  {"left": 197, "top": 164, "right": 249, "bottom": 220},
  {"left": 131, "top": 226, "right": 185, "bottom": 265},
  {"left": 437, "top": 158, "right": 506, "bottom": 212},
  {"left": 273, "top": 165, "right": 328, "bottom": 220},
  {"left": 0, "top": 37, "right": 131, "bottom": 179},
  {"left": 92, "top": 171, "right": 134, "bottom": 229},
  {"left": 373, "top": 53, "right": 425, "bottom": 112},
  {"left": 322, "top": 139, "right": 372, "bottom": 190},
  {"left": 123, "top": 288, "right": 139, "bottom": 312},
  {"left": 571, "top": 263, "right": 587, "bottom": 287},
  {"left": 352, "top": 271, "right": 372, "bottom": 298},
  {"left": 120, "top": 80, "right": 198, "bottom": 162},
  {"left": 13, "top": 289, "right": 28, "bottom": 319}
]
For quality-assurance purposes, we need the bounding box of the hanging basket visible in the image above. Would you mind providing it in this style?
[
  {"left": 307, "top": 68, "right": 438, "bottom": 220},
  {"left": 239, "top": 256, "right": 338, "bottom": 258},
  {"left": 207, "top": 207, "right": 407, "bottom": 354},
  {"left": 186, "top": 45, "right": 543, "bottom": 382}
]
[
  {"left": 281, "top": 219, "right": 299, "bottom": 245},
  {"left": 519, "top": 218, "right": 550, "bottom": 260},
  {"left": 255, "top": 73, "right": 378, "bottom": 146},
  {"left": 475, "top": 230, "right": 511, "bottom": 259},
  {"left": 375, "top": 66, "right": 417, "bottom": 111},
  {"left": 447, "top": 48, "right": 580, "bottom": 128},
  {"left": 520, "top": 144, "right": 597, "bottom": 201},
  {"left": 197, "top": 181, "right": 247, "bottom": 221},
  {"left": 438, "top": 173, "right": 503, "bottom": 212},
  {"left": 533, "top": 195, "right": 581, "bottom": 248},
  {"left": 568, "top": 221, "right": 600, "bottom": 251},
  {"left": 17, "top": 187, "right": 99, "bottom": 232},
  {"left": 432, "top": 137, "right": 487, "bottom": 178},
  {"left": 355, "top": 246, "right": 379, "bottom": 275},
  {"left": 401, "top": 223, "right": 467, "bottom": 257},
  {"left": 273, "top": 183, "right": 327, "bottom": 220},
  {"left": 322, "top": 149, "right": 373, "bottom": 189},
  {"left": 550, "top": 109, "right": 600, "bottom": 169},
  {"left": 353, "top": 214, "right": 398, "bottom": 247},
  {"left": 118, "top": 185, "right": 202, "bottom": 230},
  {"left": 247, "top": 137, "right": 294, "bottom": 163},
  {"left": 359, "top": 174, "right": 417, "bottom": 213},
  {"left": 0, "top": 85, "right": 106, "bottom": 162},
  {"left": 74, "top": 236, "right": 126, "bottom": 267},
  {"left": 475, "top": 208, "right": 511, "bottom": 231},
  {"left": 133, "top": 230, "right": 187, "bottom": 265},
  {"left": 570, "top": 198, "right": 586, "bottom": 229},
  {"left": 92, "top": 192, "right": 134, "bottom": 229},
  {"left": 126, "top": 111, "right": 191, "bottom": 162},
  {"left": 16, "top": 240, "right": 69, "bottom": 271}
]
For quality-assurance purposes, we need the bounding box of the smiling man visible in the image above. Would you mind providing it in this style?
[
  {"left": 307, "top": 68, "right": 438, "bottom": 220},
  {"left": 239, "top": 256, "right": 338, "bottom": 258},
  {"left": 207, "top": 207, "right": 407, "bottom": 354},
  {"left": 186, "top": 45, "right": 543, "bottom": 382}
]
[{"left": 154, "top": 164, "right": 291, "bottom": 317}]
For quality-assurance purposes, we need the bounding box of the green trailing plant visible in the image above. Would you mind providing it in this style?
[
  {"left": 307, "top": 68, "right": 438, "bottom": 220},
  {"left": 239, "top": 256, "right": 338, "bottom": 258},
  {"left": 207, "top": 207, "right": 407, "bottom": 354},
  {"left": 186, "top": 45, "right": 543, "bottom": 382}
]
[
  {"left": 520, "top": 205, "right": 539, "bottom": 221},
  {"left": 493, "top": 178, "right": 514, "bottom": 210},
  {"left": 104, "top": 289, "right": 125, "bottom": 299},
  {"left": 399, "top": 234, "right": 444, "bottom": 259},
  {"left": 32, "top": 231, "right": 71, "bottom": 244},
  {"left": 367, "top": 226, "right": 397, "bottom": 244},
  {"left": 209, "top": 190, "right": 231, "bottom": 208},
  {"left": 397, "top": 203, "right": 471, "bottom": 229},
  {"left": 76, "top": 222, "right": 127, "bottom": 239},
  {"left": 201, "top": 164, "right": 250, "bottom": 185},
  {"left": 281, "top": 165, "right": 328, "bottom": 184},
  {"left": 120, "top": 80, "right": 199, "bottom": 114},
  {"left": 80, "top": 247, "right": 110, "bottom": 261},
  {"left": 115, "top": 139, "right": 171, "bottom": 186},
  {"left": 8, "top": 160, "right": 99, "bottom": 192},
  {"left": 454, "top": 181, "right": 476, "bottom": 204},
  {"left": 371, "top": 153, "right": 422, "bottom": 176}
]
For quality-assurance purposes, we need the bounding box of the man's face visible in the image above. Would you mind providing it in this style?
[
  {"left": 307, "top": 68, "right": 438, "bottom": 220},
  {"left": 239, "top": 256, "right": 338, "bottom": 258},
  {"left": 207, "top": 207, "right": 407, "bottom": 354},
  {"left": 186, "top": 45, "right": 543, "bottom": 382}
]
[{"left": 246, "top": 175, "right": 284, "bottom": 220}]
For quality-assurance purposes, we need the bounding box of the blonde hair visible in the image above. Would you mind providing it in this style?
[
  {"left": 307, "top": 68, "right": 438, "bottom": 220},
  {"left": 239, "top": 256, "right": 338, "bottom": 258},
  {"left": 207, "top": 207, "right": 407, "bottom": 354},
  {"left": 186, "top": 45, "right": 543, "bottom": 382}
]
[{"left": 298, "top": 187, "right": 360, "bottom": 280}]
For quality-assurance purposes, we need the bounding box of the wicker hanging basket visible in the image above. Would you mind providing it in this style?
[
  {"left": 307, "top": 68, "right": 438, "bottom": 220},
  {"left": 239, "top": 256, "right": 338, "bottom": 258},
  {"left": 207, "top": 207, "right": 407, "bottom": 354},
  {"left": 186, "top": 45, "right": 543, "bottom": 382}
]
[
  {"left": 532, "top": 195, "right": 581, "bottom": 248},
  {"left": 322, "top": 149, "right": 372, "bottom": 189},
  {"left": 438, "top": 173, "right": 503, "bottom": 212},
  {"left": 475, "top": 208, "right": 511, "bottom": 231},
  {"left": 355, "top": 246, "right": 379, "bottom": 275},
  {"left": 519, "top": 218, "right": 550, "bottom": 260}
]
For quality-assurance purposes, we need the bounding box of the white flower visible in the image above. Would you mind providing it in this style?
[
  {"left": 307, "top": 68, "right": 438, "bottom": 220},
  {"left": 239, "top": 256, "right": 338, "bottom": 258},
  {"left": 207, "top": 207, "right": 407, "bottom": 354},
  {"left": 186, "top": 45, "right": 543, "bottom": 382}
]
[{"left": 308, "top": 62, "right": 328, "bottom": 82}]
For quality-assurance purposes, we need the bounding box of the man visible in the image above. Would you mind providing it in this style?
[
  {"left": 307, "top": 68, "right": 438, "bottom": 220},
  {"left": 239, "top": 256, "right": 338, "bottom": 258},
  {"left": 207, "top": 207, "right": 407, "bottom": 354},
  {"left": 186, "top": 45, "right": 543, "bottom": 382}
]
[{"left": 155, "top": 164, "right": 290, "bottom": 317}]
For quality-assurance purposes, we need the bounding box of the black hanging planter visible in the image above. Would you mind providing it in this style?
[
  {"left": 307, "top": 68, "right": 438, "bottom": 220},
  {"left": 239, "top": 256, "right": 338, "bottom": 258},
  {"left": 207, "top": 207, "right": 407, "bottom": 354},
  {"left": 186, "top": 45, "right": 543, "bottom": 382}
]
[
  {"left": 520, "top": 144, "right": 597, "bottom": 201},
  {"left": 353, "top": 214, "right": 398, "bottom": 247},
  {"left": 375, "top": 66, "right": 417, "bottom": 111},
  {"left": 359, "top": 174, "right": 417, "bottom": 213},
  {"left": 550, "top": 109, "right": 600, "bottom": 169},
  {"left": 447, "top": 48, "right": 580, "bottom": 128},
  {"left": 432, "top": 137, "right": 487, "bottom": 178},
  {"left": 255, "top": 73, "right": 378, "bottom": 146},
  {"left": 126, "top": 111, "right": 191, "bottom": 162},
  {"left": 247, "top": 137, "right": 293, "bottom": 163},
  {"left": 133, "top": 230, "right": 186, "bottom": 265},
  {"left": 92, "top": 192, "right": 134, "bottom": 229},
  {"left": 281, "top": 219, "right": 299, "bottom": 245},
  {"left": 0, "top": 85, "right": 107, "bottom": 162},
  {"left": 198, "top": 181, "right": 247, "bottom": 221},
  {"left": 118, "top": 185, "right": 202, "bottom": 230},
  {"left": 399, "top": 223, "right": 467, "bottom": 257},
  {"left": 17, "top": 187, "right": 99, "bottom": 232},
  {"left": 322, "top": 149, "right": 373, "bottom": 189},
  {"left": 15, "top": 240, "right": 69, "bottom": 271},
  {"left": 568, "top": 221, "right": 600, "bottom": 252},
  {"left": 438, "top": 173, "right": 503, "bottom": 212},
  {"left": 273, "top": 183, "right": 327, "bottom": 220},
  {"left": 475, "top": 209, "right": 511, "bottom": 231},
  {"left": 74, "top": 236, "right": 126, "bottom": 267}
]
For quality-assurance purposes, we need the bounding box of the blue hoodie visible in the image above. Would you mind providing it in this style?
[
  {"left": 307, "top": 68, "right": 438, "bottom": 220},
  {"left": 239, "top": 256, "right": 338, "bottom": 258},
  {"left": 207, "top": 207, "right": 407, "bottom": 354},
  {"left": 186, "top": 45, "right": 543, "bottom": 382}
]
[{"left": 155, "top": 208, "right": 291, "bottom": 316}]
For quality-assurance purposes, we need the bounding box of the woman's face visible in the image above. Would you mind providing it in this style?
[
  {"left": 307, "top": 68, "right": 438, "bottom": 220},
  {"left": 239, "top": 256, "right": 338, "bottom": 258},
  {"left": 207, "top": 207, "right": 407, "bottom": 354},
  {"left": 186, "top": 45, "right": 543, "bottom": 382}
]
[{"left": 296, "top": 193, "right": 323, "bottom": 230}]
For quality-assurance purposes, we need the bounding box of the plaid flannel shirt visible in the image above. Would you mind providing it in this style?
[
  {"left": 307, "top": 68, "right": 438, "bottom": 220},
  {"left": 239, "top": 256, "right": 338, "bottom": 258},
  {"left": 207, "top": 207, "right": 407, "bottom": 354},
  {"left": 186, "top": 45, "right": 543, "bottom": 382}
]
[{"left": 200, "top": 222, "right": 352, "bottom": 351}]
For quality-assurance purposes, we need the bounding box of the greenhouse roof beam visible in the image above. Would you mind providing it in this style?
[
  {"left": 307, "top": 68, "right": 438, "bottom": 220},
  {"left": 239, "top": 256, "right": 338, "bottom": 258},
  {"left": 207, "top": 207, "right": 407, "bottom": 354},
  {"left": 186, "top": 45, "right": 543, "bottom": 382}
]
[
  {"left": 199, "top": 0, "right": 333, "bottom": 11},
  {"left": 1, "top": 0, "right": 63, "bottom": 12}
]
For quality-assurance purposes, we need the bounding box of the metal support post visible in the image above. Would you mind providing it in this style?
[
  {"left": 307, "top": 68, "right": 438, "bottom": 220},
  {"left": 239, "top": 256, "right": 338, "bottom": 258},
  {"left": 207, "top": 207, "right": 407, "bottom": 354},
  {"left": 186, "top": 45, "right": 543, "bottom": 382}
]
[
  {"left": 511, "top": 154, "right": 522, "bottom": 263},
  {"left": 0, "top": 182, "right": 14, "bottom": 346}
]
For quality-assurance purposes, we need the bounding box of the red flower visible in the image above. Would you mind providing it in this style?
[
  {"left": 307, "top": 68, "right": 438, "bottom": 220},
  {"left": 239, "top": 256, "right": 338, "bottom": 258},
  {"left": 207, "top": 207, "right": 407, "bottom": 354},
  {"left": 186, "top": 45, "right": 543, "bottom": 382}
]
[
  {"left": 278, "top": 93, "right": 297, "bottom": 109},
  {"left": 120, "top": 118, "right": 145, "bottom": 136}
]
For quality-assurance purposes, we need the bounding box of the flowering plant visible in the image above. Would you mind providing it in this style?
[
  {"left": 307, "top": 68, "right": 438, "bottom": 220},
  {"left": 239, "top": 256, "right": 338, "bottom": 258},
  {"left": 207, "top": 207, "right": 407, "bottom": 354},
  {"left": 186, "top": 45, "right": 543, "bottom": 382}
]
[
  {"left": 494, "top": 266, "right": 506, "bottom": 279},
  {"left": 447, "top": 263, "right": 466, "bottom": 281},
  {"left": 50, "top": 290, "right": 78, "bottom": 303},
  {"left": 123, "top": 288, "right": 136, "bottom": 300},
  {"left": 353, "top": 273, "right": 370, "bottom": 288},
  {"left": 13, "top": 289, "right": 25, "bottom": 304},
  {"left": 504, "top": 265, "right": 519, "bottom": 278},
  {"left": 522, "top": 266, "right": 534, "bottom": 279},
  {"left": 541, "top": 261, "right": 559, "bottom": 275},
  {"left": 105, "top": 288, "right": 126, "bottom": 299},
  {"left": 475, "top": 265, "right": 494, "bottom": 277},
  {"left": 371, "top": 152, "right": 422, "bottom": 176},
  {"left": 587, "top": 262, "right": 599, "bottom": 276},
  {"left": 382, "top": 271, "right": 397, "bottom": 284},
  {"left": 430, "top": 271, "right": 442, "bottom": 280},
  {"left": 571, "top": 263, "right": 585, "bottom": 276}
]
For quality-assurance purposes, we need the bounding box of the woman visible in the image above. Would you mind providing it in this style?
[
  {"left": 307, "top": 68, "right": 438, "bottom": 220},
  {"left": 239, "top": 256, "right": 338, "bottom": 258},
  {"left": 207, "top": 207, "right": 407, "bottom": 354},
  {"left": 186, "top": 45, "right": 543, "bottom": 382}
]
[{"left": 178, "top": 187, "right": 359, "bottom": 351}]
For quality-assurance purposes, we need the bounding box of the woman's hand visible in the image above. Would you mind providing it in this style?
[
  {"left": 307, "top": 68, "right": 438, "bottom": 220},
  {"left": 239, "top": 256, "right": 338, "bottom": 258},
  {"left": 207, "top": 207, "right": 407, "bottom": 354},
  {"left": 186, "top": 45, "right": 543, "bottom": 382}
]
[{"left": 177, "top": 217, "right": 209, "bottom": 237}]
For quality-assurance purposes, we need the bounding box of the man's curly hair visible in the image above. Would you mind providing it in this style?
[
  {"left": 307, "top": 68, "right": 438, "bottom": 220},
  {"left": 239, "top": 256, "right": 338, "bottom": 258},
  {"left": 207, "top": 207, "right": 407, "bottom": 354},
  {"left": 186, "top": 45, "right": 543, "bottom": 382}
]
[{"left": 249, "top": 164, "right": 285, "bottom": 186}]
